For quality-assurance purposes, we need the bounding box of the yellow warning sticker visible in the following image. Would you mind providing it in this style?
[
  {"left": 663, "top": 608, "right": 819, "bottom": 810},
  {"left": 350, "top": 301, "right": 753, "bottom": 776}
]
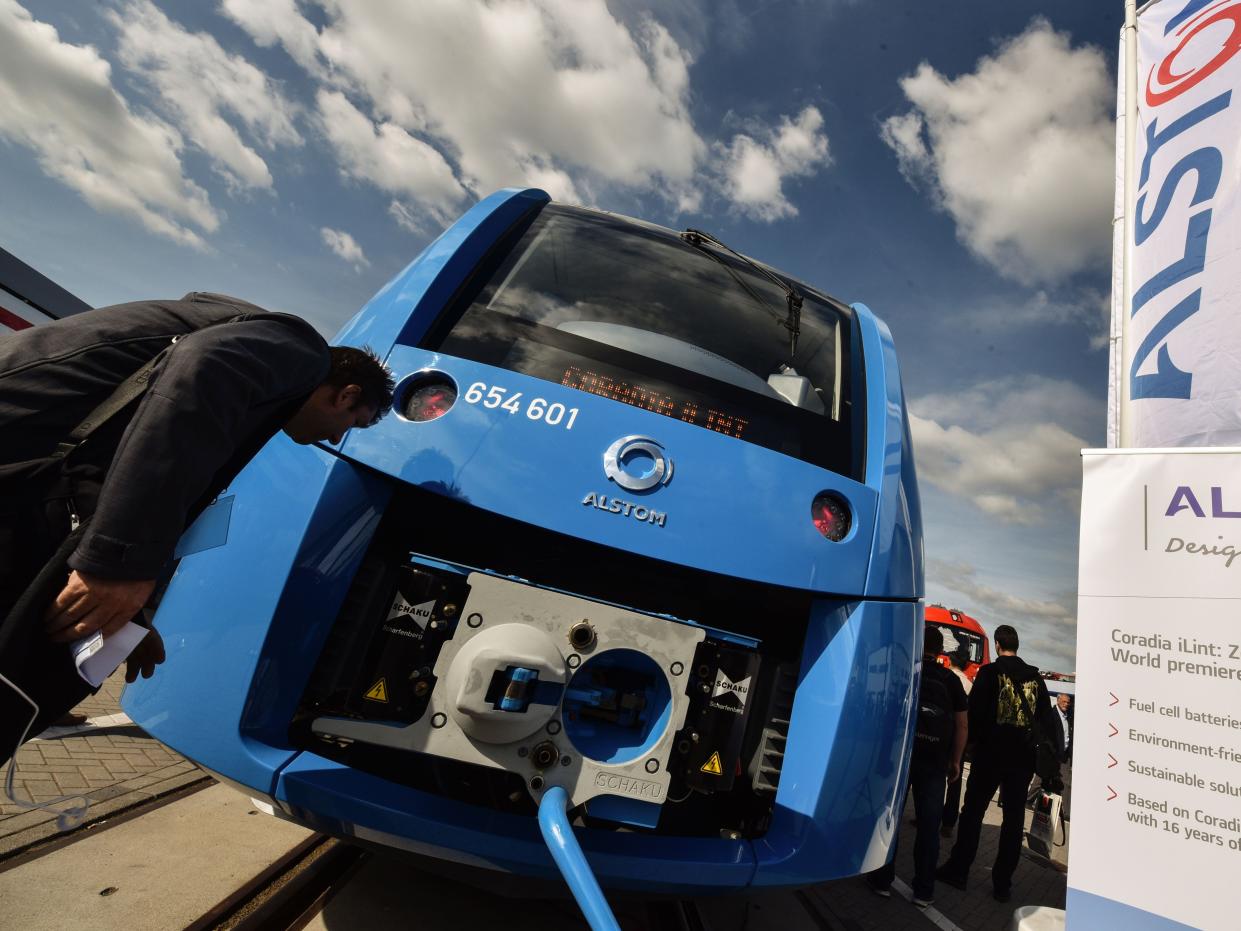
[
  {"left": 700, "top": 751, "right": 723, "bottom": 775},
  {"left": 363, "top": 678, "right": 389, "bottom": 702}
]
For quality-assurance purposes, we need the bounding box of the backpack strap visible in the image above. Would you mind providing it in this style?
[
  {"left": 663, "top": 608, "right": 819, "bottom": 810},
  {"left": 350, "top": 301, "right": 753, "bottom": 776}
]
[
  {"left": 48, "top": 313, "right": 252, "bottom": 463},
  {"left": 49, "top": 345, "right": 172, "bottom": 462}
]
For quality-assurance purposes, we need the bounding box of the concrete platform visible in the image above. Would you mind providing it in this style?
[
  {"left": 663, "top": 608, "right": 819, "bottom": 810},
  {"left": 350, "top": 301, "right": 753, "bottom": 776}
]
[
  {"left": 299, "top": 784, "right": 1067, "bottom": 931},
  {"left": 810, "top": 777, "right": 1068, "bottom": 931},
  {"left": 3, "top": 691, "right": 1069, "bottom": 931},
  {"left": 1, "top": 670, "right": 206, "bottom": 856},
  {"left": 0, "top": 783, "right": 313, "bottom": 931}
]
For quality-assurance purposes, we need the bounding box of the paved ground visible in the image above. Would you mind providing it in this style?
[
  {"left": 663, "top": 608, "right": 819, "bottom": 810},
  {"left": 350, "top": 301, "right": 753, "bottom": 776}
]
[
  {"left": 0, "top": 783, "right": 314, "bottom": 931},
  {"left": 3, "top": 683, "right": 1068, "bottom": 931},
  {"left": 810, "top": 772, "right": 1069, "bottom": 931},
  {"left": 0, "top": 670, "right": 206, "bottom": 855}
]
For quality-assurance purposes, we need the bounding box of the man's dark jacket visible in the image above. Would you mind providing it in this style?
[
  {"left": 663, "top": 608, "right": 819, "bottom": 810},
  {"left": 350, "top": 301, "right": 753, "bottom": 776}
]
[
  {"left": 966, "top": 654, "right": 1055, "bottom": 766},
  {"left": 1049, "top": 703, "right": 1072, "bottom": 763},
  {"left": 0, "top": 292, "right": 330, "bottom": 582}
]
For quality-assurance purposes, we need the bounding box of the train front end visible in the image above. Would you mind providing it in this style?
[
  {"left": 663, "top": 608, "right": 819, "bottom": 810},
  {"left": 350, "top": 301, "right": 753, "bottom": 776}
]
[
  {"left": 124, "top": 188, "right": 923, "bottom": 893},
  {"left": 925, "top": 605, "right": 990, "bottom": 681}
]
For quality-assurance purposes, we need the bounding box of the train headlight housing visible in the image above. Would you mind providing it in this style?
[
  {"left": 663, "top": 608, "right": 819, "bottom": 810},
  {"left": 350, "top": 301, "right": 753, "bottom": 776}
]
[
  {"left": 401, "top": 373, "right": 458, "bottom": 422},
  {"left": 811, "top": 492, "right": 851, "bottom": 542}
]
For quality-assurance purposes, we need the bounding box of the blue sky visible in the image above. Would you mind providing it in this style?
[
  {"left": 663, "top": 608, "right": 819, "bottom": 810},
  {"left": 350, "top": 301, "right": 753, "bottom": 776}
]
[{"left": 0, "top": 0, "right": 1124, "bottom": 671}]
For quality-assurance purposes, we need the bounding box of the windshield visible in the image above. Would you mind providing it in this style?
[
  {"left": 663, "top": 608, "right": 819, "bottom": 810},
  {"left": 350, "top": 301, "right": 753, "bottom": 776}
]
[
  {"left": 931, "top": 624, "right": 985, "bottom": 664},
  {"left": 430, "top": 206, "right": 858, "bottom": 476}
]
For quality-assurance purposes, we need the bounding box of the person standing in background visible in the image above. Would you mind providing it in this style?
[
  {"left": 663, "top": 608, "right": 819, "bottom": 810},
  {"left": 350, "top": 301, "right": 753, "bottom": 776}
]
[
  {"left": 940, "top": 647, "right": 973, "bottom": 838},
  {"left": 868, "top": 627, "right": 968, "bottom": 908},
  {"left": 936, "top": 625, "right": 1056, "bottom": 902}
]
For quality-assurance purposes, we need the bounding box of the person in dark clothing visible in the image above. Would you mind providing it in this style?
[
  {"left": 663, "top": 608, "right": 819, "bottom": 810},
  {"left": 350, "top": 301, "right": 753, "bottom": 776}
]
[
  {"left": 936, "top": 624, "right": 1057, "bottom": 902},
  {"left": 868, "top": 627, "right": 968, "bottom": 908},
  {"left": 940, "top": 647, "right": 973, "bottom": 838},
  {"left": 1036, "top": 691, "right": 1073, "bottom": 819},
  {"left": 0, "top": 293, "right": 394, "bottom": 763},
  {"left": 1051, "top": 692, "right": 1072, "bottom": 762}
]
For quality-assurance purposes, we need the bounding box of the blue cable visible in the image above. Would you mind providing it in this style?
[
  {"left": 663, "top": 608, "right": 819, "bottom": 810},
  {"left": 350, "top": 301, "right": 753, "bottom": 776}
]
[{"left": 537, "top": 785, "right": 620, "bottom": 931}]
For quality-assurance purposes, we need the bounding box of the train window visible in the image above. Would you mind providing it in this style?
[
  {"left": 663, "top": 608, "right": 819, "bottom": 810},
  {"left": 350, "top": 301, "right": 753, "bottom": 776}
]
[
  {"left": 931, "top": 623, "right": 985, "bottom": 664},
  {"left": 431, "top": 206, "right": 858, "bottom": 477}
]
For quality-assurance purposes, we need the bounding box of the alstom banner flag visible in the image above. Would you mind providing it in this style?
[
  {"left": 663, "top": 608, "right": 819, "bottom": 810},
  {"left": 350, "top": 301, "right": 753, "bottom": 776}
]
[{"left": 1113, "top": 0, "right": 1241, "bottom": 447}]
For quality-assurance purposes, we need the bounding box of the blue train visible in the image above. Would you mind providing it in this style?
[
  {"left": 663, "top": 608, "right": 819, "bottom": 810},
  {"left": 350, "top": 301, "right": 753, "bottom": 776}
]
[{"left": 124, "top": 188, "right": 923, "bottom": 902}]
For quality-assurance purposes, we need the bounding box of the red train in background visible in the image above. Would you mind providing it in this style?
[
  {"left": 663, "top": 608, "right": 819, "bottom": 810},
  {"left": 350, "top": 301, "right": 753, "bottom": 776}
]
[
  {"left": 0, "top": 246, "right": 89, "bottom": 333},
  {"left": 925, "top": 604, "right": 990, "bottom": 681}
]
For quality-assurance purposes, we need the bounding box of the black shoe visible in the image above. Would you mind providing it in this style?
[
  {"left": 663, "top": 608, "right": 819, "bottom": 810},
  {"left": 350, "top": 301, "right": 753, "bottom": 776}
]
[
  {"left": 993, "top": 887, "right": 1012, "bottom": 903},
  {"left": 935, "top": 865, "right": 967, "bottom": 891}
]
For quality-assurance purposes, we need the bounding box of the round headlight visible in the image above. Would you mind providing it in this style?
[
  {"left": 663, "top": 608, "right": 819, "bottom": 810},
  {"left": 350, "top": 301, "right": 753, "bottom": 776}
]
[
  {"left": 811, "top": 492, "right": 851, "bottom": 542},
  {"left": 402, "top": 373, "right": 457, "bottom": 422}
]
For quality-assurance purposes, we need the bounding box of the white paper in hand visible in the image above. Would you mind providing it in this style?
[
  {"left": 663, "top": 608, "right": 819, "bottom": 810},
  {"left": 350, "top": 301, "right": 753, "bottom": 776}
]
[{"left": 72, "top": 622, "right": 149, "bottom": 687}]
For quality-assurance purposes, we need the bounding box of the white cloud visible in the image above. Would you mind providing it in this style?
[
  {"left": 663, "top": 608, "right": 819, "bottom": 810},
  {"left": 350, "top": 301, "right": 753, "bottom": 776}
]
[
  {"left": 320, "top": 1, "right": 703, "bottom": 197},
  {"left": 320, "top": 227, "right": 369, "bottom": 269},
  {"left": 0, "top": 0, "right": 217, "bottom": 247},
  {"left": 960, "top": 288, "right": 1110, "bottom": 348},
  {"left": 913, "top": 374, "right": 1104, "bottom": 441},
  {"left": 930, "top": 560, "right": 1074, "bottom": 626},
  {"left": 909, "top": 376, "right": 1099, "bottom": 523},
  {"left": 219, "top": 0, "right": 320, "bottom": 72},
  {"left": 316, "top": 90, "right": 468, "bottom": 227},
  {"left": 881, "top": 18, "right": 1113, "bottom": 285},
  {"left": 928, "top": 558, "right": 1076, "bottom": 670},
  {"left": 387, "top": 200, "right": 419, "bottom": 234},
  {"left": 911, "top": 415, "right": 1085, "bottom": 524},
  {"left": 109, "top": 0, "right": 302, "bottom": 192},
  {"left": 223, "top": 0, "right": 831, "bottom": 220},
  {"left": 718, "top": 107, "right": 831, "bottom": 222},
  {"left": 1088, "top": 288, "right": 1111, "bottom": 351}
]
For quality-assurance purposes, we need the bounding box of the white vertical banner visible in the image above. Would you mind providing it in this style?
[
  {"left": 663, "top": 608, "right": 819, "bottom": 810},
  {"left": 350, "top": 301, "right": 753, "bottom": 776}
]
[
  {"left": 1107, "top": 29, "right": 1128, "bottom": 448},
  {"left": 1069, "top": 448, "right": 1241, "bottom": 930},
  {"left": 1120, "top": 0, "right": 1241, "bottom": 447}
]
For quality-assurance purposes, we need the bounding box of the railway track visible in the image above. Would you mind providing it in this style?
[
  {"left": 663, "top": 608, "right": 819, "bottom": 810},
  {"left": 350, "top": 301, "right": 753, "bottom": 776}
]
[{"left": 0, "top": 776, "right": 856, "bottom": 931}]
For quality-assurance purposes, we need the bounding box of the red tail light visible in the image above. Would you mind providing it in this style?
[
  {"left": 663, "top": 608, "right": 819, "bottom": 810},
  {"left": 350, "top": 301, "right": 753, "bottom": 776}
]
[
  {"left": 811, "top": 493, "right": 850, "bottom": 542},
  {"left": 402, "top": 374, "right": 458, "bottom": 422}
]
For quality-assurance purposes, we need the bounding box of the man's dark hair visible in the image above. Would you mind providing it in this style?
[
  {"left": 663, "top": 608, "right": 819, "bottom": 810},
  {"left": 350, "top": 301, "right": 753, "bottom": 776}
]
[
  {"left": 994, "top": 624, "right": 1019, "bottom": 652},
  {"left": 950, "top": 647, "right": 969, "bottom": 670},
  {"left": 325, "top": 345, "right": 394, "bottom": 423},
  {"left": 924, "top": 626, "right": 944, "bottom": 657}
]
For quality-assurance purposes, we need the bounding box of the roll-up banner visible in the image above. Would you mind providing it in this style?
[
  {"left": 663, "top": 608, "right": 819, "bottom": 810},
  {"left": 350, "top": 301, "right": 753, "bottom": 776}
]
[
  {"left": 1113, "top": 0, "right": 1241, "bottom": 447},
  {"left": 1070, "top": 448, "right": 1241, "bottom": 930}
]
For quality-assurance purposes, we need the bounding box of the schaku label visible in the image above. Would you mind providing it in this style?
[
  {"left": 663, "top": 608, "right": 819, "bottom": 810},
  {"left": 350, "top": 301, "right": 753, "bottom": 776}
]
[
  {"left": 593, "top": 771, "right": 663, "bottom": 800},
  {"left": 347, "top": 565, "right": 466, "bottom": 724},
  {"left": 710, "top": 670, "right": 751, "bottom": 715},
  {"left": 685, "top": 644, "right": 761, "bottom": 793},
  {"left": 384, "top": 592, "right": 435, "bottom": 640}
]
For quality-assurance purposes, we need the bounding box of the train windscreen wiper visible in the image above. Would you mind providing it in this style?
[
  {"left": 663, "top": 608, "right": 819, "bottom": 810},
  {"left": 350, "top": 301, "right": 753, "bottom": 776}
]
[{"left": 679, "top": 228, "right": 803, "bottom": 364}]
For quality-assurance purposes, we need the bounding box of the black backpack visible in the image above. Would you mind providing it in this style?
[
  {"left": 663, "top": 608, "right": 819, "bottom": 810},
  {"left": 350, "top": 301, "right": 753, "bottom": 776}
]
[
  {"left": 1015, "top": 676, "right": 1064, "bottom": 790},
  {"left": 913, "top": 663, "right": 955, "bottom": 762}
]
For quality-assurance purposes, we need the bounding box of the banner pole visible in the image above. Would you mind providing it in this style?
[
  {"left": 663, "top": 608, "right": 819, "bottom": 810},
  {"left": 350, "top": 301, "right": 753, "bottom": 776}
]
[{"left": 1119, "top": 0, "right": 1139, "bottom": 447}]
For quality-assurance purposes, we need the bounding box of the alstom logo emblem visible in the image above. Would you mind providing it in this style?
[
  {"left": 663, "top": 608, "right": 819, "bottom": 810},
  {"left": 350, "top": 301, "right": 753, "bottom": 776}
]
[
  {"left": 1147, "top": 0, "right": 1241, "bottom": 107},
  {"left": 603, "top": 436, "right": 673, "bottom": 492}
]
